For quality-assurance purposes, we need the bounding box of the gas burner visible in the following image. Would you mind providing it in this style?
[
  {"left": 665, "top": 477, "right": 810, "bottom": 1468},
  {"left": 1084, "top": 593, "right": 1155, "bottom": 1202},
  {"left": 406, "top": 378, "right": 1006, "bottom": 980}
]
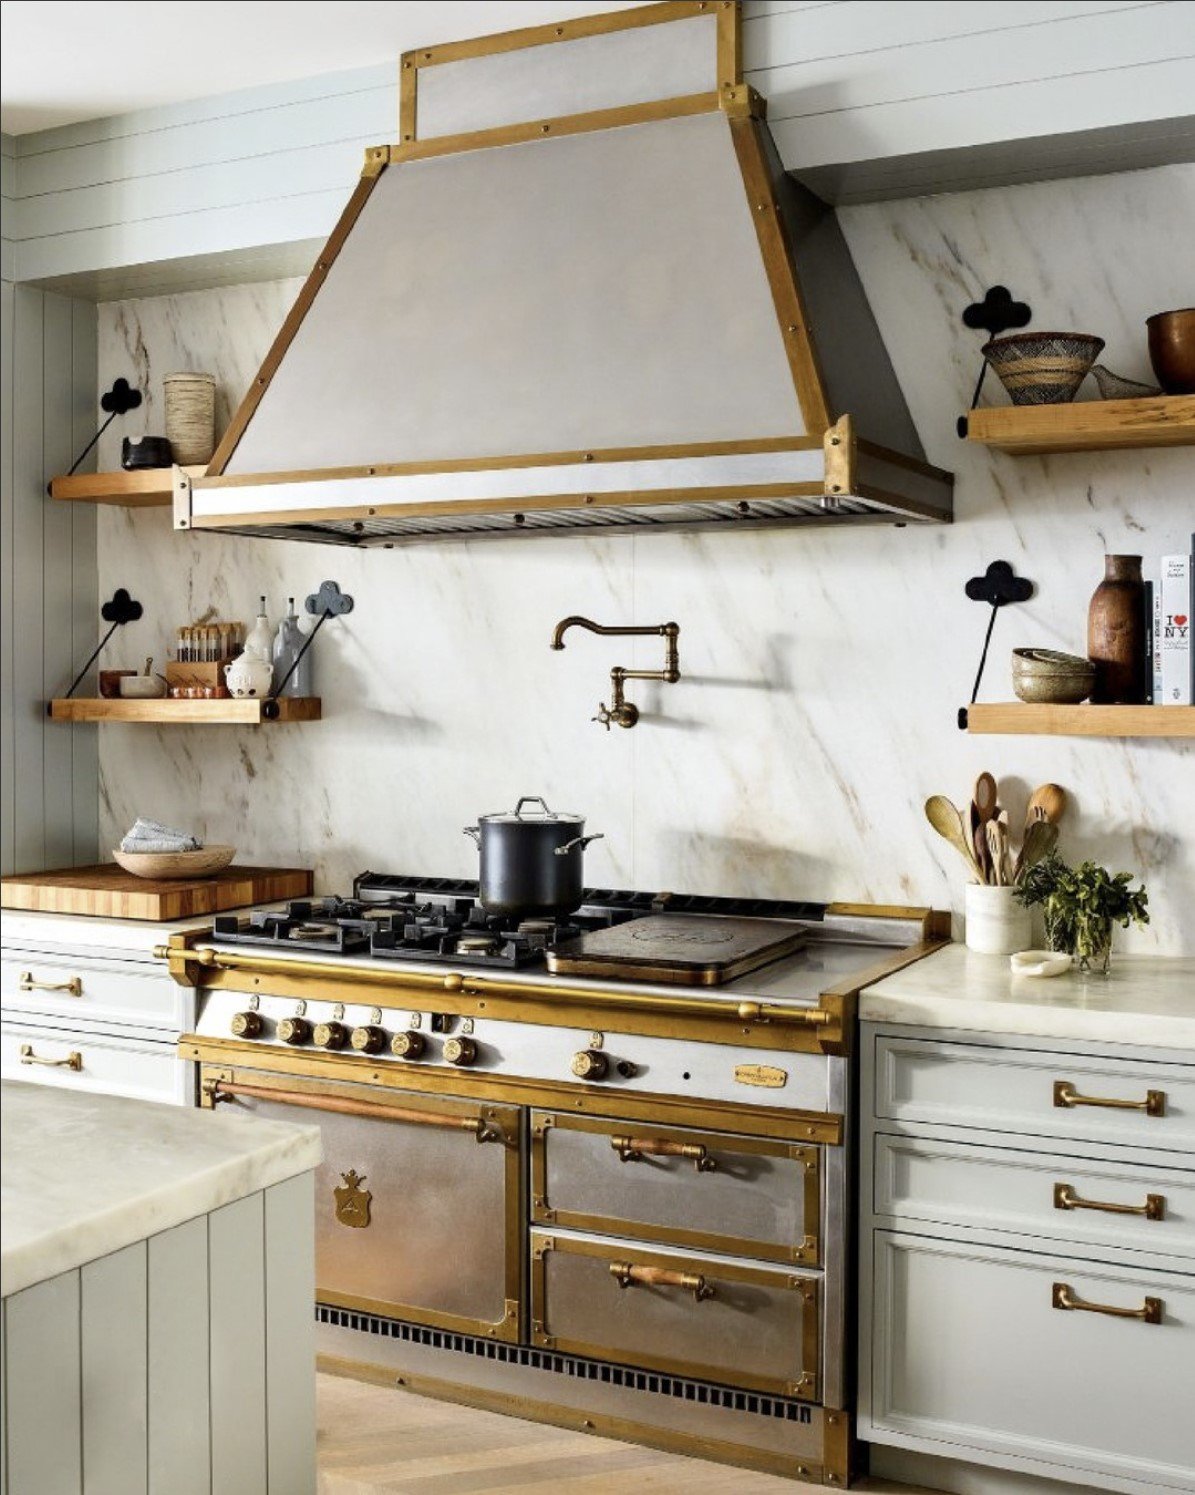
[
  {"left": 289, "top": 923, "right": 334, "bottom": 941},
  {"left": 456, "top": 935, "right": 499, "bottom": 955}
]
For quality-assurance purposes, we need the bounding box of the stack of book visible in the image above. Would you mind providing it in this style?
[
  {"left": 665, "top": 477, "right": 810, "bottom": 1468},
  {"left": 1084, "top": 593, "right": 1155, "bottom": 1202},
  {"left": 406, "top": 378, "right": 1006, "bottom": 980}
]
[{"left": 1146, "top": 535, "right": 1194, "bottom": 705}]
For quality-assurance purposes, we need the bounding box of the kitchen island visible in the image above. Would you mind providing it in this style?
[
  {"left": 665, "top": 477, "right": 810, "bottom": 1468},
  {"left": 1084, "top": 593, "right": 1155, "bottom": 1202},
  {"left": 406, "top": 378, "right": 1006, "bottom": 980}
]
[{"left": 0, "top": 1081, "right": 322, "bottom": 1495}]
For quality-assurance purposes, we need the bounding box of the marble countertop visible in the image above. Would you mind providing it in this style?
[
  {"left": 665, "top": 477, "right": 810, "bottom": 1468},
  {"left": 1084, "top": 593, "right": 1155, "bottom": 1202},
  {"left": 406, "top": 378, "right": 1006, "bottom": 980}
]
[
  {"left": 861, "top": 945, "right": 1195, "bottom": 1051},
  {"left": 1, "top": 1081, "right": 321, "bottom": 1298}
]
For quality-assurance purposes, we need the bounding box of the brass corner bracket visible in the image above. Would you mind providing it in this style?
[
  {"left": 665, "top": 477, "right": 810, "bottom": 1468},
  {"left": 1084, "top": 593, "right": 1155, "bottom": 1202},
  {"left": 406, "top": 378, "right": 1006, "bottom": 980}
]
[{"left": 550, "top": 616, "right": 680, "bottom": 729}]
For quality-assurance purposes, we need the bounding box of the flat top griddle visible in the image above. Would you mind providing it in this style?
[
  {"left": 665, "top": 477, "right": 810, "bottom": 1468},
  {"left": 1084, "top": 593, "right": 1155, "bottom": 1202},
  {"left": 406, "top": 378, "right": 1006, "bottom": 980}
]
[{"left": 545, "top": 913, "right": 809, "bottom": 986}]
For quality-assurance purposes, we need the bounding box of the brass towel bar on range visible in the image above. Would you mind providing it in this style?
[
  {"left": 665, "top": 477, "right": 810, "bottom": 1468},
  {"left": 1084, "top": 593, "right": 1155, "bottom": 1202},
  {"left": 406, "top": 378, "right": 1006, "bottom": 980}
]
[
  {"left": 157, "top": 944, "right": 835, "bottom": 1031},
  {"left": 205, "top": 1077, "right": 507, "bottom": 1143}
]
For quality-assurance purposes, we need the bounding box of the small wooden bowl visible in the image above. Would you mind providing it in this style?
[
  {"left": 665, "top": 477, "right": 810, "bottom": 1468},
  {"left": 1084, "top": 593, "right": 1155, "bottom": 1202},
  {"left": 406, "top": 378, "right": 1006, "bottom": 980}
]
[
  {"left": 112, "top": 845, "right": 236, "bottom": 879},
  {"left": 1147, "top": 309, "right": 1195, "bottom": 394}
]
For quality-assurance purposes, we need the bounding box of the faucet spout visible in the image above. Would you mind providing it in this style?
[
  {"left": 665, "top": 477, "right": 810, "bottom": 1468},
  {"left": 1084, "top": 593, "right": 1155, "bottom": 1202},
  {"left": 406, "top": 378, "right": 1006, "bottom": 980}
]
[{"left": 550, "top": 615, "right": 598, "bottom": 651}]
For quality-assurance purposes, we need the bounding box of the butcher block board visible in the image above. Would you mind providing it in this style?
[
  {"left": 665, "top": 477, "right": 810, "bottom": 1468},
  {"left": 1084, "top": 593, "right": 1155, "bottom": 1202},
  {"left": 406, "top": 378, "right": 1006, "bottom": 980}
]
[{"left": 0, "top": 864, "right": 313, "bottom": 922}]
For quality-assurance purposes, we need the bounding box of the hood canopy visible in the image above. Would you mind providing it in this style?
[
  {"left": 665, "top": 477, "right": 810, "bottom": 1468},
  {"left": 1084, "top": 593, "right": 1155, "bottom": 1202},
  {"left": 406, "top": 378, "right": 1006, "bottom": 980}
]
[{"left": 177, "top": 1, "right": 951, "bottom": 546}]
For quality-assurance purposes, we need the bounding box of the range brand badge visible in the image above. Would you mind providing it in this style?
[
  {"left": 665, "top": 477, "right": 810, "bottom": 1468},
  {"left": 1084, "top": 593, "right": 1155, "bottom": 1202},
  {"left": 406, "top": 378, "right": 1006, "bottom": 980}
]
[{"left": 334, "top": 1169, "right": 372, "bottom": 1228}]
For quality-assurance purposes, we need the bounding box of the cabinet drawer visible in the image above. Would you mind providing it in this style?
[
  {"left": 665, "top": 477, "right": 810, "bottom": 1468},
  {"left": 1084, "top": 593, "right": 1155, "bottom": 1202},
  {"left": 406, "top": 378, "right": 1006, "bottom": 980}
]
[
  {"left": 0, "top": 951, "right": 184, "bottom": 1033},
  {"left": 531, "top": 1111, "right": 820, "bottom": 1265},
  {"left": 1, "top": 1021, "right": 187, "bottom": 1105},
  {"left": 531, "top": 1229, "right": 820, "bottom": 1399},
  {"left": 868, "top": 1231, "right": 1195, "bottom": 1489},
  {"left": 875, "top": 1035, "right": 1194, "bottom": 1152},
  {"left": 875, "top": 1134, "right": 1195, "bottom": 1261}
]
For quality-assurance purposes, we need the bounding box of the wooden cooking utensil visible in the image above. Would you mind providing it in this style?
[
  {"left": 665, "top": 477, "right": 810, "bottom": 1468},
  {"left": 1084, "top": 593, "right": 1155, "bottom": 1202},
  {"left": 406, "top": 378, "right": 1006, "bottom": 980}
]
[
  {"left": 972, "top": 823, "right": 991, "bottom": 884},
  {"left": 925, "top": 795, "right": 984, "bottom": 881},
  {"left": 973, "top": 772, "right": 999, "bottom": 825},
  {"left": 1014, "top": 818, "right": 1059, "bottom": 882},
  {"left": 1026, "top": 782, "right": 1067, "bottom": 830},
  {"left": 986, "top": 820, "right": 1013, "bottom": 886}
]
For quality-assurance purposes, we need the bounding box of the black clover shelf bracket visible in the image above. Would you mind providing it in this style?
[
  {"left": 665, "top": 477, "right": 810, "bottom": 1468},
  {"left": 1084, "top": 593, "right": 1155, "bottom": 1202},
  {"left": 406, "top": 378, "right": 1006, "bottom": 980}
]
[
  {"left": 958, "top": 561, "right": 1034, "bottom": 730},
  {"left": 957, "top": 286, "right": 1032, "bottom": 439},
  {"left": 55, "top": 588, "right": 144, "bottom": 706},
  {"left": 262, "top": 580, "right": 354, "bottom": 719}
]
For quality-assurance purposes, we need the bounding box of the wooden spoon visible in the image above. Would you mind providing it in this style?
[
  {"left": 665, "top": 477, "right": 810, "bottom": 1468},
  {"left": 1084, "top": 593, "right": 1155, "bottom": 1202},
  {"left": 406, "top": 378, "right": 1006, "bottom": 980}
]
[
  {"left": 1015, "top": 818, "right": 1059, "bottom": 882},
  {"left": 925, "top": 795, "right": 984, "bottom": 881},
  {"left": 973, "top": 772, "right": 999, "bottom": 825},
  {"left": 1026, "top": 783, "right": 1067, "bottom": 831},
  {"left": 973, "top": 822, "right": 991, "bottom": 885},
  {"left": 985, "top": 821, "right": 1007, "bottom": 885}
]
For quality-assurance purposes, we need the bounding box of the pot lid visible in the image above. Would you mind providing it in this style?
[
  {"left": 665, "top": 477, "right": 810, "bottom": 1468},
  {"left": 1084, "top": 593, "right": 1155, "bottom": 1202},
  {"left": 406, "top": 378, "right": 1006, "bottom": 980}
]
[
  {"left": 175, "top": 3, "right": 952, "bottom": 547},
  {"left": 480, "top": 797, "right": 583, "bottom": 825}
]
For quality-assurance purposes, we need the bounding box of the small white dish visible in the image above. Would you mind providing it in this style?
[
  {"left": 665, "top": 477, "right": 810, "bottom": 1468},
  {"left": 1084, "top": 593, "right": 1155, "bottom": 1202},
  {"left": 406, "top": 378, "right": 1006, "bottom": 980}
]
[
  {"left": 1010, "top": 949, "right": 1071, "bottom": 978},
  {"left": 119, "top": 674, "right": 167, "bottom": 699}
]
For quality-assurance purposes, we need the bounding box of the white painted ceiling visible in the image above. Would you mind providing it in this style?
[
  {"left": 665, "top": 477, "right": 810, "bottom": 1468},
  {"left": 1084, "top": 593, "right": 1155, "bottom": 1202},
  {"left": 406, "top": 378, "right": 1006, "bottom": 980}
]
[{"left": 0, "top": 0, "right": 645, "bottom": 134}]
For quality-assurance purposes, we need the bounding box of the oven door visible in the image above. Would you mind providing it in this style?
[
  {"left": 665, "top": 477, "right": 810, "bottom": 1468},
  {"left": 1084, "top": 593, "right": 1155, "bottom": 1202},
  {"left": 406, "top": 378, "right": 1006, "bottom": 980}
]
[{"left": 202, "top": 1064, "right": 522, "bottom": 1341}]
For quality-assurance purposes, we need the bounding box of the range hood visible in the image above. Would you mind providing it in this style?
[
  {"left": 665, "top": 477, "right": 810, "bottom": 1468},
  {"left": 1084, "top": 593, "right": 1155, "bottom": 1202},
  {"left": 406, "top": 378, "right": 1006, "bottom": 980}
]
[{"left": 176, "top": 1, "right": 952, "bottom": 547}]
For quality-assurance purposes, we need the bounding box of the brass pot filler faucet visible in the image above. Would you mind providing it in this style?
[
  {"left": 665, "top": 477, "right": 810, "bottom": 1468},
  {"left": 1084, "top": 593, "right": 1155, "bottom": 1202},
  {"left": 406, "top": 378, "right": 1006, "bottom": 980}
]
[{"left": 550, "top": 616, "right": 680, "bottom": 730}]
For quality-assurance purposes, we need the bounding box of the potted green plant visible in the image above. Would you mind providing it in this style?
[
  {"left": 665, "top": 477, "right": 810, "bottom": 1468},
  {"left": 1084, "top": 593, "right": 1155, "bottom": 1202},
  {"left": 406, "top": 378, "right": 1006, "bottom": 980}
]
[{"left": 1015, "top": 854, "right": 1149, "bottom": 974}]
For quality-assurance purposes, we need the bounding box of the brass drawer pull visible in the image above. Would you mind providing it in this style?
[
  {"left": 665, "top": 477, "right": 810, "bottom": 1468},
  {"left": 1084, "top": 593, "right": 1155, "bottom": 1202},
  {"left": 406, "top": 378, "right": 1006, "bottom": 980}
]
[
  {"left": 19, "top": 970, "right": 82, "bottom": 997},
  {"left": 1053, "top": 1080, "right": 1165, "bottom": 1117},
  {"left": 206, "top": 1078, "right": 506, "bottom": 1143},
  {"left": 611, "top": 1134, "right": 717, "bottom": 1172},
  {"left": 609, "top": 1261, "right": 715, "bottom": 1302},
  {"left": 1052, "top": 1281, "right": 1162, "bottom": 1324},
  {"left": 1054, "top": 1182, "right": 1165, "bottom": 1221},
  {"left": 19, "top": 1043, "right": 82, "bottom": 1071}
]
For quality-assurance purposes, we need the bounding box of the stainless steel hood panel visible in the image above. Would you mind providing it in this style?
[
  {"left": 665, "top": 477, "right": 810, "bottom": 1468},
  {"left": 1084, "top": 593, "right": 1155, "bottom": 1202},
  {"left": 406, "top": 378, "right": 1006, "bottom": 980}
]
[{"left": 184, "top": 3, "right": 952, "bottom": 545}]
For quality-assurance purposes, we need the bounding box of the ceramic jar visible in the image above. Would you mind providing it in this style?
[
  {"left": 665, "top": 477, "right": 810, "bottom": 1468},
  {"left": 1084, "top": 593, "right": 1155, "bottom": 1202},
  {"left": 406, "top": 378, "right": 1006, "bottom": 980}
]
[
  {"left": 1087, "top": 554, "right": 1145, "bottom": 703},
  {"left": 164, "top": 372, "right": 216, "bottom": 465},
  {"left": 964, "top": 884, "right": 1031, "bottom": 956},
  {"left": 224, "top": 652, "right": 274, "bottom": 698}
]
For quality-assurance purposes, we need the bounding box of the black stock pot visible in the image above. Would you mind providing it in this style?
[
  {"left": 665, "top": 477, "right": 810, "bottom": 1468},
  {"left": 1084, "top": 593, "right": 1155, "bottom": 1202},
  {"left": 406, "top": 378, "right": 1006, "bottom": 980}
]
[{"left": 464, "top": 797, "right": 603, "bottom": 918}]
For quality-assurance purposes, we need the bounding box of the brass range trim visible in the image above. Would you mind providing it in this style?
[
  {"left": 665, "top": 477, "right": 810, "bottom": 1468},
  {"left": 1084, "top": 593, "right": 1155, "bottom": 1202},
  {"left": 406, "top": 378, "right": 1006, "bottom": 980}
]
[
  {"left": 186, "top": 1047, "right": 843, "bottom": 1146},
  {"left": 162, "top": 937, "right": 849, "bottom": 1055},
  {"left": 202, "top": 1064, "right": 523, "bottom": 1342},
  {"left": 317, "top": 1354, "right": 836, "bottom": 1486},
  {"left": 530, "top": 1111, "right": 821, "bottom": 1265},
  {"left": 530, "top": 1232, "right": 820, "bottom": 1402}
]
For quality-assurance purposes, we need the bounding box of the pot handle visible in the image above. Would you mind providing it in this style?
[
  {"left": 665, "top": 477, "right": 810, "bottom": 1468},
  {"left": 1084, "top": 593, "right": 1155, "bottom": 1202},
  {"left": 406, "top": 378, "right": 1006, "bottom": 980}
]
[
  {"left": 463, "top": 826, "right": 481, "bottom": 845},
  {"left": 555, "top": 833, "right": 604, "bottom": 857},
  {"left": 513, "top": 796, "right": 552, "bottom": 819}
]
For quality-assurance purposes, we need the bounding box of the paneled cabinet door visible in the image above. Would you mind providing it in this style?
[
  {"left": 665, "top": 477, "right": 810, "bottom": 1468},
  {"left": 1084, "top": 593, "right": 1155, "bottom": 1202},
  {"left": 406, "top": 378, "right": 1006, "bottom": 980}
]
[{"left": 867, "top": 1229, "right": 1195, "bottom": 1491}]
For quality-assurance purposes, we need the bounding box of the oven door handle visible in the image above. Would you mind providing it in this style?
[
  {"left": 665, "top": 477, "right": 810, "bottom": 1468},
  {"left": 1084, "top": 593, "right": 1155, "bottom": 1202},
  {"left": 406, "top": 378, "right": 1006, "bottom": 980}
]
[
  {"left": 611, "top": 1134, "right": 716, "bottom": 1172},
  {"left": 609, "top": 1261, "right": 715, "bottom": 1302},
  {"left": 206, "top": 1079, "right": 507, "bottom": 1144}
]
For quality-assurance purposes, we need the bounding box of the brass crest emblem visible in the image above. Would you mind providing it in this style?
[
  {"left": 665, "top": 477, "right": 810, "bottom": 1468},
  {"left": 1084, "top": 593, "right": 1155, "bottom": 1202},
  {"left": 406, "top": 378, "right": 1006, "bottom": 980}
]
[{"left": 333, "top": 1170, "right": 372, "bottom": 1229}]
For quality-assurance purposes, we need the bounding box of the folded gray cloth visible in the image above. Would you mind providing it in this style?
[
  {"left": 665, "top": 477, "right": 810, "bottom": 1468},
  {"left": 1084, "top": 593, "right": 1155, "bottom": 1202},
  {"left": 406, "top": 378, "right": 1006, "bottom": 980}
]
[{"left": 120, "top": 817, "right": 203, "bottom": 854}]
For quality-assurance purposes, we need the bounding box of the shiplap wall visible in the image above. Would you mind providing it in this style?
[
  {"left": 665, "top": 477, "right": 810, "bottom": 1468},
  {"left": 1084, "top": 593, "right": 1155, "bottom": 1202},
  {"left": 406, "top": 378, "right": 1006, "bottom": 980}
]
[
  {"left": 0, "top": 141, "right": 98, "bottom": 874},
  {"left": 6, "top": 1, "right": 1192, "bottom": 292}
]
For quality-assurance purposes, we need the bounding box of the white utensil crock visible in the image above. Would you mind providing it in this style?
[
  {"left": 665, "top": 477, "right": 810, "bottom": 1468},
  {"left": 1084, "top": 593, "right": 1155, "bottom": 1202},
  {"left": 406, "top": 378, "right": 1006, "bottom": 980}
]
[{"left": 964, "top": 883, "right": 1031, "bottom": 955}]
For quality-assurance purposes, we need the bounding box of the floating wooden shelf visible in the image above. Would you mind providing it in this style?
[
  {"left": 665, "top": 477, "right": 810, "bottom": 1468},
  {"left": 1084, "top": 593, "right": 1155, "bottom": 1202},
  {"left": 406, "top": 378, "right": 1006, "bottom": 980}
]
[
  {"left": 966, "top": 703, "right": 1195, "bottom": 738},
  {"left": 49, "top": 466, "right": 204, "bottom": 507},
  {"left": 48, "top": 697, "right": 321, "bottom": 724},
  {"left": 965, "top": 395, "right": 1195, "bottom": 455}
]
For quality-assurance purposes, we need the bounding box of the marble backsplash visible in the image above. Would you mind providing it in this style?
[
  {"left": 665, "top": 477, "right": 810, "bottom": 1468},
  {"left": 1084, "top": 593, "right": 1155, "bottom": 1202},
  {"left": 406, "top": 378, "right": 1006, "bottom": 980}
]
[{"left": 96, "top": 164, "right": 1194, "bottom": 952}]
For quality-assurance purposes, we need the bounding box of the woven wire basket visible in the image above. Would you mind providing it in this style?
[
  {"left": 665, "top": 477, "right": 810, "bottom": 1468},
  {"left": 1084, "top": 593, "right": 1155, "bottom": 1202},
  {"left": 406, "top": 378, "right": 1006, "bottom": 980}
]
[{"left": 982, "top": 332, "right": 1105, "bottom": 405}]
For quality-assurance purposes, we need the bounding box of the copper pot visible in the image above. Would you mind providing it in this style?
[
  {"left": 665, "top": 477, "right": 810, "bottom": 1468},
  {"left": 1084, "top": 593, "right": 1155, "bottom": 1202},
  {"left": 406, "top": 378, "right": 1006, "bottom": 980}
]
[{"left": 1147, "top": 309, "right": 1195, "bottom": 394}]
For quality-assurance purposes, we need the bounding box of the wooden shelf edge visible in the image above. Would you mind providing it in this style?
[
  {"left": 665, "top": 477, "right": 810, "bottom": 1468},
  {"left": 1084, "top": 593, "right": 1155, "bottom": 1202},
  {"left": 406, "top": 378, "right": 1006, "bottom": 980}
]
[
  {"left": 965, "top": 394, "right": 1195, "bottom": 455},
  {"left": 49, "top": 465, "right": 205, "bottom": 507},
  {"left": 48, "top": 697, "right": 321, "bottom": 724},
  {"left": 966, "top": 703, "right": 1195, "bottom": 738}
]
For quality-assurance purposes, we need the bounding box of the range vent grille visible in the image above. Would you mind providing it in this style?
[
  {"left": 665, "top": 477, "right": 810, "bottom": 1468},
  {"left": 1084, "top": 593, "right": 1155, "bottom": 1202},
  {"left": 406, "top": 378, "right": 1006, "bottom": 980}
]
[{"left": 317, "top": 1305, "right": 813, "bottom": 1424}]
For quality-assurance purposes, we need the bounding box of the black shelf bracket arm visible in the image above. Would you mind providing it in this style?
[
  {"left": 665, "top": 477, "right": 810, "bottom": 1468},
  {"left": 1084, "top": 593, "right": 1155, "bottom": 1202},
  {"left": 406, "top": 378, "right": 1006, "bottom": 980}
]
[
  {"left": 55, "top": 589, "right": 144, "bottom": 708},
  {"left": 262, "top": 580, "right": 354, "bottom": 719},
  {"left": 957, "top": 286, "right": 1032, "bottom": 439},
  {"left": 958, "top": 561, "right": 1033, "bottom": 729},
  {"left": 49, "top": 379, "right": 143, "bottom": 493}
]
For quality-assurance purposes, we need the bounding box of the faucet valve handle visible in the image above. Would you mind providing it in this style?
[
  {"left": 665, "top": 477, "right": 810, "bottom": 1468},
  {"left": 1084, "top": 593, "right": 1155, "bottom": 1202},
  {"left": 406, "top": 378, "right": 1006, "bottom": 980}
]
[
  {"left": 593, "top": 700, "right": 639, "bottom": 730},
  {"left": 593, "top": 701, "right": 615, "bottom": 730}
]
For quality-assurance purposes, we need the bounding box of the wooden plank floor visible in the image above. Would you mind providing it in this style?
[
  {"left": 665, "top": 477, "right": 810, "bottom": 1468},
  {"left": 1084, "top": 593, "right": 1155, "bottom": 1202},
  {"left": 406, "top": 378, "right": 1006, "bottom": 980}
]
[{"left": 316, "top": 1372, "right": 937, "bottom": 1494}]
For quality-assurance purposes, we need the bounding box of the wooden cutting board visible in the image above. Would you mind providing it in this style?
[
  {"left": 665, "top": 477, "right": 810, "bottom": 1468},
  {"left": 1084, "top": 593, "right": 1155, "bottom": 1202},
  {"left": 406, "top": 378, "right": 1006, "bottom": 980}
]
[{"left": 0, "top": 864, "right": 313, "bottom": 922}]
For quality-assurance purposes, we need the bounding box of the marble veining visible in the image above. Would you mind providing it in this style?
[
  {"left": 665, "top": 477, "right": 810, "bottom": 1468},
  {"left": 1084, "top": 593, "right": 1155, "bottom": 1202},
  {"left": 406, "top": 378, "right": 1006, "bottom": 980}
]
[
  {"left": 861, "top": 946, "right": 1195, "bottom": 1051},
  {"left": 95, "top": 165, "right": 1194, "bottom": 953},
  {"left": 0, "top": 1080, "right": 321, "bottom": 1297}
]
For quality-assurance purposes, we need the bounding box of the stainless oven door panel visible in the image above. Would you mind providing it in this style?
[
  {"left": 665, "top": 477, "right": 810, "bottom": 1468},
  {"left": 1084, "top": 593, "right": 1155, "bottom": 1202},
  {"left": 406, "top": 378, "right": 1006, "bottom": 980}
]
[
  {"left": 206, "top": 1067, "right": 521, "bottom": 1340},
  {"left": 532, "top": 1111, "right": 820, "bottom": 1264},
  {"left": 531, "top": 1229, "right": 820, "bottom": 1400}
]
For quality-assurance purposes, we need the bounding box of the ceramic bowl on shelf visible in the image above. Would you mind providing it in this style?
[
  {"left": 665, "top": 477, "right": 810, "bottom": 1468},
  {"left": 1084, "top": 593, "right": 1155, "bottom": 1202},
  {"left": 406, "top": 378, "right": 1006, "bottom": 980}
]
[
  {"left": 1011, "top": 648, "right": 1096, "bottom": 704},
  {"left": 982, "top": 332, "right": 1104, "bottom": 405},
  {"left": 112, "top": 845, "right": 236, "bottom": 879},
  {"left": 119, "top": 674, "right": 168, "bottom": 699}
]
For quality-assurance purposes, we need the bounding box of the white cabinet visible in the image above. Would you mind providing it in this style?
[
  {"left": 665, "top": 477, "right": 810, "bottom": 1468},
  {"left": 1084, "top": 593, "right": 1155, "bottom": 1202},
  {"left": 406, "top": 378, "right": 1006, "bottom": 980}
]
[
  {"left": 859, "top": 1025, "right": 1195, "bottom": 1494},
  {"left": 0, "top": 916, "right": 196, "bottom": 1105}
]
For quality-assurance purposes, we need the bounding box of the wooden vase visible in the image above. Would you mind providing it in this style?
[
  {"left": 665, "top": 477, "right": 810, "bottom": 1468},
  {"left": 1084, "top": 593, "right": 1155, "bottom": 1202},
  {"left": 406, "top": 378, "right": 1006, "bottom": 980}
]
[{"left": 1087, "top": 554, "right": 1145, "bottom": 703}]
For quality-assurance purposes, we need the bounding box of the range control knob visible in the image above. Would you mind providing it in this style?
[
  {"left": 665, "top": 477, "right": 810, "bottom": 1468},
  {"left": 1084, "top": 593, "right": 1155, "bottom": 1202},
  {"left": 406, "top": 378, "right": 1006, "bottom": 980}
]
[
  {"left": 230, "top": 1011, "right": 263, "bottom": 1040},
  {"left": 571, "top": 1049, "right": 609, "bottom": 1081},
  {"left": 277, "top": 1017, "right": 312, "bottom": 1046},
  {"left": 390, "top": 1030, "right": 426, "bottom": 1060},
  {"left": 443, "top": 1036, "right": 477, "bottom": 1067},
  {"left": 313, "top": 1021, "right": 348, "bottom": 1051},
  {"left": 350, "top": 1025, "right": 387, "bottom": 1055}
]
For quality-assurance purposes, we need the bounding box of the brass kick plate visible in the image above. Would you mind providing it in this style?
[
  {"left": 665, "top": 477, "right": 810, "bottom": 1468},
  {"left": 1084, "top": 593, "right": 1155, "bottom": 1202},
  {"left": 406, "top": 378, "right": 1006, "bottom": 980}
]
[{"left": 735, "top": 1064, "right": 787, "bottom": 1089}]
